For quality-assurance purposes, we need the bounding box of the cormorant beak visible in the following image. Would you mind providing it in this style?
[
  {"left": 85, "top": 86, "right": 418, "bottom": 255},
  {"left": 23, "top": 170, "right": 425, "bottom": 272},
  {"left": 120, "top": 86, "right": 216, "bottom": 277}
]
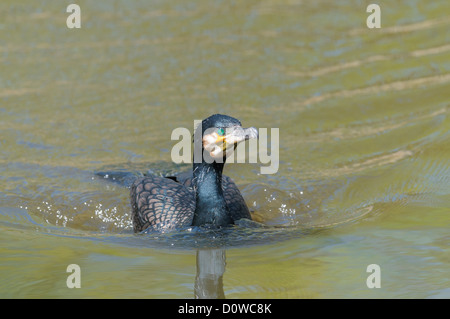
[{"left": 222, "top": 126, "right": 259, "bottom": 145}]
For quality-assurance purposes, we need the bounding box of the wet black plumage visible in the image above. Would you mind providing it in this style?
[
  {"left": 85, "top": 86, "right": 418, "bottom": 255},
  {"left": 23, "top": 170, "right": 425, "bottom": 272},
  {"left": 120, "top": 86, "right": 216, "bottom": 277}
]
[{"left": 130, "top": 114, "right": 258, "bottom": 232}]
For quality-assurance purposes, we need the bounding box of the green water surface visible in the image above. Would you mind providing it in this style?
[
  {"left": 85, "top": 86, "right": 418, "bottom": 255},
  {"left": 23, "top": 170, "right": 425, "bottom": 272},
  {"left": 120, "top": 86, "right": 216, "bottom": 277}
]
[{"left": 0, "top": 0, "right": 449, "bottom": 298}]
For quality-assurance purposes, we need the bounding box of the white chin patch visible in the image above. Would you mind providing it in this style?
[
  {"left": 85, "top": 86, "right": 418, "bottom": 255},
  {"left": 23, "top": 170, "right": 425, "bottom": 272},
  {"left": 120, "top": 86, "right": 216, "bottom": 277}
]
[
  {"left": 209, "top": 145, "right": 223, "bottom": 158},
  {"left": 203, "top": 135, "right": 223, "bottom": 159}
]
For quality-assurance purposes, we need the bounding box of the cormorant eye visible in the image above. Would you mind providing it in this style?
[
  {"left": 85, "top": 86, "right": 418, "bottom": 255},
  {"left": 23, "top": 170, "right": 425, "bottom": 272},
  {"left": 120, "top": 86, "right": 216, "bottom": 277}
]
[{"left": 217, "top": 128, "right": 225, "bottom": 136}]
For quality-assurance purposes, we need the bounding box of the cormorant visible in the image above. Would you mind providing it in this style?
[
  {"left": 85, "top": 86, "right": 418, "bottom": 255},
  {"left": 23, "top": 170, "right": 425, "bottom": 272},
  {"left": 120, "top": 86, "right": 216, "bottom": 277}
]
[{"left": 130, "top": 114, "right": 258, "bottom": 232}]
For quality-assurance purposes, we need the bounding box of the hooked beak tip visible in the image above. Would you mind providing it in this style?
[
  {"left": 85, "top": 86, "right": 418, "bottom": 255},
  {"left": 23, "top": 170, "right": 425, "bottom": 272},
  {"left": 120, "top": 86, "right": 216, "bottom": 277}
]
[{"left": 244, "top": 127, "right": 258, "bottom": 140}]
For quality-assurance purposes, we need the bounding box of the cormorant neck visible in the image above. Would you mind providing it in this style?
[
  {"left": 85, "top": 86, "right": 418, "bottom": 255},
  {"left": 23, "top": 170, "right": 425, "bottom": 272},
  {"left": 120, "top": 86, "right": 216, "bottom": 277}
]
[{"left": 191, "top": 160, "right": 232, "bottom": 227}]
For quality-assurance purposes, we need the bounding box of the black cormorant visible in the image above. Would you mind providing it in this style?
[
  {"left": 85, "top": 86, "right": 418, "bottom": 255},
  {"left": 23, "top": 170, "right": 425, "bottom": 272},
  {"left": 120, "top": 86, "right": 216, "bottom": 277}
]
[{"left": 130, "top": 114, "right": 258, "bottom": 232}]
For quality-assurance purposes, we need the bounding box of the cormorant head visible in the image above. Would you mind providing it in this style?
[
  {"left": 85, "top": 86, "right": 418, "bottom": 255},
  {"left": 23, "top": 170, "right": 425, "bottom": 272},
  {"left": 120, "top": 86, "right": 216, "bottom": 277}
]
[{"left": 194, "top": 114, "right": 258, "bottom": 161}]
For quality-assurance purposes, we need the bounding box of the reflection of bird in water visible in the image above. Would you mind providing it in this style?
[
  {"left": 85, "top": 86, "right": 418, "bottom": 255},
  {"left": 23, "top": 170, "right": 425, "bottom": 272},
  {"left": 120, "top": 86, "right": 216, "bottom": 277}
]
[
  {"left": 130, "top": 114, "right": 258, "bottom": 232},
  {"left": 195, "top": 249, "right": 226, "bottom": 299}
]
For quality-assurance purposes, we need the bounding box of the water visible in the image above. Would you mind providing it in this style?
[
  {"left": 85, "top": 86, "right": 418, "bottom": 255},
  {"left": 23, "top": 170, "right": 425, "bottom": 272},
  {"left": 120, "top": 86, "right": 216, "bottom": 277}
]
[{"left": 1, "top": 0, "right": 449, "bottom": 298}]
